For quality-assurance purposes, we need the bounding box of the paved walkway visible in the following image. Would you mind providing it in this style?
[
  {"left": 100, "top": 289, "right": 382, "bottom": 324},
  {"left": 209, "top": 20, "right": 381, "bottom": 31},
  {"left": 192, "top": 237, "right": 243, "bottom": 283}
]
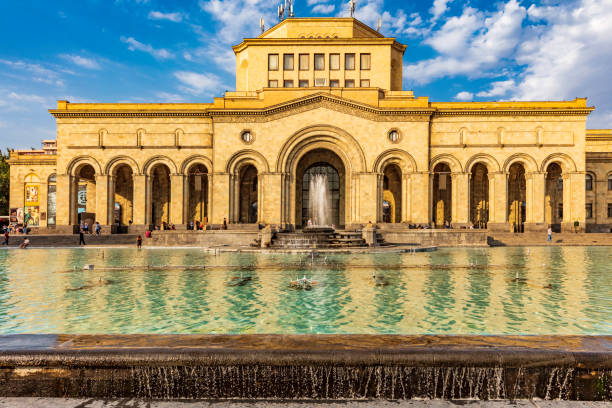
[{"left": 0, "top": 399, "right": 608, "bottom": 407}]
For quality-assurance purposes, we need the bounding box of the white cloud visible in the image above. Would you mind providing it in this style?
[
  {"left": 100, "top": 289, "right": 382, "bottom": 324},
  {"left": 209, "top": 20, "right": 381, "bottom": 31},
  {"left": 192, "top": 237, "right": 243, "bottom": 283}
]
[
  {"left": 455, "top": 91, "right": 474, "bottom": 101},
  {"left": 148, "top": 11, "right": 184, "bottom": 22},
  {"left": 174, "top": 71, "right": 226, "bottom": 95},
  {"left": 307, "top": 0, "right": 329, "bottom": 5},
  {"left": 430, "top": 0, "right": 453, "bottom": 21},
  {"left": 155, "top": 92, "right": 186, "bottom": 102},
  {"left": 0, "top": 59, "right": 64, "bottom": 86},
  {"left": 404, "top": 0, "right": 527, "bottom": 84},
  {"left": 60, "top": 54, "right": 101, "bottom": 70},
  {"left": 313, "top": 4, "right": 335, "bottom": 14},
  {"left": 477, "top": 80, "right": 516, "bottom": 98},
  {"left": 200, "top": 0, "right": 276, "bottom": 44},
  {"left": 120, "top": 36, "right": 174, "bottom": 60},
  {"left": 7, "top": 92, "right": 48, "bottom": 104}
]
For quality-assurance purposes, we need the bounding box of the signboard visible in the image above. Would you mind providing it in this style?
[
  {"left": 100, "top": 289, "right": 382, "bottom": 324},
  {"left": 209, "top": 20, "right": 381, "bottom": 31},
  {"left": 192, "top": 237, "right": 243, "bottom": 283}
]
[{"left": 9, "top": 208, "right": 18, "bottom": 223}]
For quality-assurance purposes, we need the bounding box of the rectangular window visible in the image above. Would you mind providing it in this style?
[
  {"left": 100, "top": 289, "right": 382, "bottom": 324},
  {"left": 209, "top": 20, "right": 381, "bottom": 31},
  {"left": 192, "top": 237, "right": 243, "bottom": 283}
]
[
  {"left": 299, "top": 79, "right": 309, "bottom": 88},
  {"left": 330, "top": 79, "right": 339, "bottom": 88},
  {"left": 360, "top": 53, "right": 371, "bottom": 70},
  {"left": 608, "top": 203, "right": 612, "bottom": 218},
  {"left": 283, "top": 54, "right": 294, "bottom": 70},
  {"left": 360, "top": 79, "right": 370, "bottom": 87},
  {"left": 586, "top": 175, "right": 593, "bottom": 191},
  {"left": 268, "top": 54, "right": 279, "bottom": 70},
  {"left": 299, "top": 54, "right": 309, "bottom": 70},
  {"left": 283, "top": 80, "right": 294, "bottom": 88},
  {"left": 268, "top": 80, "right": 278, "bottom": 88},
  {"left": 314, "top": 54, "right": 325, "bottom": 70},
  {"left": 345, "top": 53, "right": 355, "bottom": 70},
  {"left": 586, "top": 203, "right": 593, "bottom": 219},
  {"left": 345, "top": 79, "right": 355, "bottom": 88},
  {"left": 558, "top": 203, "right": 563, "bottom": 220},
  {"left": 329, "top": 53, "right": 340, "bottom": 70},
  {"left": 608, "top": 178, "right": 612, "bottom": 190}
]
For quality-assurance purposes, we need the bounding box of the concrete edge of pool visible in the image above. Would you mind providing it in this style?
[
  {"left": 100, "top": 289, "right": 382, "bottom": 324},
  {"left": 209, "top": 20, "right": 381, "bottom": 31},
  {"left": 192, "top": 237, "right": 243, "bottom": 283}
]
[{"left": 0, "top": 334, "right": 610, "bottom": 401}]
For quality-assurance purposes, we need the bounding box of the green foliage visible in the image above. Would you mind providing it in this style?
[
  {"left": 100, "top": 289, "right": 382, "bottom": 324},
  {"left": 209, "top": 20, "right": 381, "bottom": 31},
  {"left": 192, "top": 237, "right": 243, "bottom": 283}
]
[{"left": 0, "top": 150, "right": 9, "bottom": 215}]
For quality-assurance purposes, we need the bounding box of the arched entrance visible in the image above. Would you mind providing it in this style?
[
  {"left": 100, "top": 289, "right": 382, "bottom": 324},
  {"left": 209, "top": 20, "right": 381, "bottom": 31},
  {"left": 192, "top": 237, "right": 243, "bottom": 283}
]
[
  {"left": 72, "top": 164, "right": 97, "bottom": 225},
  {"left": 187, "top": 164, "right": 208, "bottom": 224},
  {"left": 113, "top": 164, "right": 133, "bottom": 225},
  {"left": 470, "top": 163, "right": 489, "bottom": 228},
  {"left": 508, "top": 162, "right": 526, "bottom": 232},
  {"left": 433, "top": 163, "right": 452, "bottom": 227},
  {"left": 382, "top": 164, "right": 401, "bottom": 223},
  {"left": 150, "top": 164, "right": 171, "bottom": 227},
  {"left": 295, "top": 149, "right": 345, "bottom": 228},
  {"left": 238, "top": 164, "right": 258, "bottom": 223},
  {"left": 545, "top": 162, "right": 563, "bottom": 231}
]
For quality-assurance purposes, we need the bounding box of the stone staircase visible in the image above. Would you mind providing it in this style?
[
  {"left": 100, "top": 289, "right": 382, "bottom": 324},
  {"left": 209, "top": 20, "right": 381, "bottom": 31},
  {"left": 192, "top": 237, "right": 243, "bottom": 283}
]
[{"left": 260, "top": 228, "right": 386, "bottom": 249}]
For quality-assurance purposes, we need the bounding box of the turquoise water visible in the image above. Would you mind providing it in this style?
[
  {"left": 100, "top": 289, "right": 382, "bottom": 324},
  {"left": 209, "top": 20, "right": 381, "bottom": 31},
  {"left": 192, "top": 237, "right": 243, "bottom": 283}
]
[{"left": 0, "top": 246, "right": 610, "bottom": 335}]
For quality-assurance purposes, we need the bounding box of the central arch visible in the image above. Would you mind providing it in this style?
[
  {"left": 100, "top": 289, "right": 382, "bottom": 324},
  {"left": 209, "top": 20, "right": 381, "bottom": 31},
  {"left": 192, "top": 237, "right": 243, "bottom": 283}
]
[
  {"left": 295, "top": 149, "right": 345, "bottom": 227},
  {"left": 278, "top": 125, "right": 364, "bottom": 228}
]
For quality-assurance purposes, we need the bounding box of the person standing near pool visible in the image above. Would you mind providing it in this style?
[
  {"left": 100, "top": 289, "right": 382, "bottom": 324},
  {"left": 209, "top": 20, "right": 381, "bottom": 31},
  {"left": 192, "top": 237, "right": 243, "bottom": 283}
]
[
  {"left": 2, "top": 229, "right": 9, "bottom": 246},
  {"left": 79, "top": 228, "right": 86, "bottom": 246},
  {"left": 547, "top": 226, "right": 552, "bottom": 243},
  {"left": 137, "top": 235, "right": 142, "bottom": 248}
]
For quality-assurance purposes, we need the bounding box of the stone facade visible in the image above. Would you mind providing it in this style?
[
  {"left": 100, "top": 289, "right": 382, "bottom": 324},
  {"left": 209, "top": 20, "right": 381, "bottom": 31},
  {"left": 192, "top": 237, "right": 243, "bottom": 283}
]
[{"left": 8, "top": 18, "right": 610, "bottom": 233}]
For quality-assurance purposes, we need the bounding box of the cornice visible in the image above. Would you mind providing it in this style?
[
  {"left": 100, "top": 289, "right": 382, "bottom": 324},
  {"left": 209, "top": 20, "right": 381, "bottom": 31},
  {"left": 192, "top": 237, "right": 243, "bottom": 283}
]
[
  {"left": 49, "top": 110, "right": 210, "bottom": 119},
  {"left": 433, "top": 108, "right": 594, "bottom": 117}
]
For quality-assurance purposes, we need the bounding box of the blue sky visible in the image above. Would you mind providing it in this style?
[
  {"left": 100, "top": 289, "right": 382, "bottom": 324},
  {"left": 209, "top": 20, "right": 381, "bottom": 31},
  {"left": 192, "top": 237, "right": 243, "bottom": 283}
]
[{"left": 1, "top": 0, "right": 611, "bottom": 149}]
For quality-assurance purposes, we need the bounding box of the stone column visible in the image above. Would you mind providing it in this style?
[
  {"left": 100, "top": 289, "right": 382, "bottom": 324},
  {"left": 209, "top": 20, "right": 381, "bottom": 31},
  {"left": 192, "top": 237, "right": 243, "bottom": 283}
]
[
  {"left": 38, "top": 182, "right": 48, "bottom": 228},
  {"left": 55, "top": 175, "right": 72, "bottom": 227},
  {"left": 133, "top": 174, "right": 147, "bottom": 226},
  {"left": 525, "top": 171, "right": 546, "bottom": 232},
  {"left": 487, "top": 172, "right": 508, "bottom": 231},
  {"left": 402, "top": 174, "right": 410, "bottom": 223},
  {"left": 94, "top": 175, "right": 109, "bottom": 225},
  {"left": 563, "top": 172, "right": 585, "bottom": 232},
  {"left": 411, "top": 172, "right": 430, "bottom": 225},
  {"left": 355, "top": 173, "right": 378, "bottom": 225},
  {"left": 211, "top": 173, "right": 231, "bottom": 226},
  {"left": 452, "top": 172, "right": 470, "bottom": 227},
  {"left": 261, "top": 173, "right": 282, "bottom": 226},
  {"left": 170, "top": 174, "right": 185, "bottom": 225}
]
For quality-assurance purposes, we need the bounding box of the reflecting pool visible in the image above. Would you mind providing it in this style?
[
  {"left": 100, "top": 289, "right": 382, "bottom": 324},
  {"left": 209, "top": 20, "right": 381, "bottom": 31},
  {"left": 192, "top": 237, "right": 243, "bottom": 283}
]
[{"left": 0, "top": 247, "right": 610, "bottom": 335}]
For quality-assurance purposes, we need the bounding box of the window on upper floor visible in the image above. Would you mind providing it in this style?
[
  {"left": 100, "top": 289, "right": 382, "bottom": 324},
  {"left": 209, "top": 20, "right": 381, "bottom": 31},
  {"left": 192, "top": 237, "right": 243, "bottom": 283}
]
[
  {"left": 314, "top": 54, "right": 325, "bottom": 70},
  {"left": 283, "top": 79, "right": 294, "bottom": 88},
  {"left": 360, "top": 79, "right": 370, "bottom": 87},
  {"left": 345, "top": 53, "right": 355, "bottom": 70},
  {"left": 299, "top": 54, "right": 309, "bottom": 70},
  {"left": 283, "top": 54, "right": 294, "bottom": 70},
  {"left": 314, "top": 78, "right": 326, "bottom": 86},
  {"left": 268, "top": 80, "right": 278, "bottom": 88},
  {"left": 360, "top": 53, "right": 371, "bottom": 70},
  {"left": 299, "top": 80, "right": 309, "bottom": 88},
  {"left": 345, "top": 79, "right": 355, "bottom": 88},
  {"left": 329, "top": 54, "right": 340, "bottom": 70},
  {"left": 268, "top": 54, "right": 279, "bottom": 71},
  {"left": 330, "top": 79, "right": 339, "bottom": 88},
  {"left": 586, "top": 174, "right": 593, "bottom": 191},
  {"left": 608, "top": 203, "right": 612, "bottom": 218},
  {"left": 608, "top": 176, "right": 612, "bottom": 190}
]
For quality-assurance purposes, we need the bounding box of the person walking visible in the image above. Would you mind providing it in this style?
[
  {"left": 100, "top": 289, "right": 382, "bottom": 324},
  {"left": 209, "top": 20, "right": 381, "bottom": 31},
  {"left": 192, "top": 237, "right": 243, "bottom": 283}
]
[
  {"left": 137, "top": 235, "right": 142, "bottom": 249},
  {"left": 2, "top": 229, "right": 9, "bottom": 246},
  {"left": 95, "top": 221, "right": 101, "bottom": 235},
  {"left": 547, "top": 226, "right": 553, "bottom": 243},
  {"left": 79, "top": 228, "right": 86, "bottom": 246}
]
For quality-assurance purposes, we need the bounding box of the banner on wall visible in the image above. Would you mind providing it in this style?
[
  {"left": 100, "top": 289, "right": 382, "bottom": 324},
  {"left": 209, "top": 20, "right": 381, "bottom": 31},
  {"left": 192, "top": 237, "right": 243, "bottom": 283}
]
[
  {"left": 25, "top": 184, "right": 39, "bottom": 205},
  {"left": 24, "top": 206, "right": 40, "bottom": 227},
  {"left": 9, "top": 208, "right": 18, "bottom": 223},
  {"left": 16, "top": 208, "right": 24, "bottom": 224}
]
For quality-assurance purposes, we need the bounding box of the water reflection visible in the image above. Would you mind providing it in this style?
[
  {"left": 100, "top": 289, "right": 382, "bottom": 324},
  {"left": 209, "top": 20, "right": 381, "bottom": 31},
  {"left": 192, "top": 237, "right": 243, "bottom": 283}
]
[{"left": 0, "top": 247, "right": 610, "bottom": 335}]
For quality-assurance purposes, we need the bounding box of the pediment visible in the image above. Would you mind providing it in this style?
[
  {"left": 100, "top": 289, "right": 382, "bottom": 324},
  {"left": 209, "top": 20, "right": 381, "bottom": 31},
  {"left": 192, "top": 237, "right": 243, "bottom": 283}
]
[{"left": 209, "top": 93, "right": 434, "bottom": 123}]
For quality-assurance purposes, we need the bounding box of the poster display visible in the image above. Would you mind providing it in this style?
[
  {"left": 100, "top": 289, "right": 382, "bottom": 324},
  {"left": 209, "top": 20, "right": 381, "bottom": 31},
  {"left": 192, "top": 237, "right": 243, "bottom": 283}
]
[
  {"left": 9, "top": 208, "right": 18, "bottom": 223},
  {"left": 24, "top": 183, "right": 40, "bottom": 226}
]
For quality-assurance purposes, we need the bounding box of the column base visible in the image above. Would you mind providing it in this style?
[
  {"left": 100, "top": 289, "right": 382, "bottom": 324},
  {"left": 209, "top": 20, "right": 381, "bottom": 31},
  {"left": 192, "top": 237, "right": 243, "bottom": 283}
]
[
  {"left": 451, "top": 222, "right": 472, "bottom": 229},
  {"left": 524, "top": 222, "right": 547, "bottom": 233},
  {"left": 487, "top": 222, "right": 511, "bottom": 233}
]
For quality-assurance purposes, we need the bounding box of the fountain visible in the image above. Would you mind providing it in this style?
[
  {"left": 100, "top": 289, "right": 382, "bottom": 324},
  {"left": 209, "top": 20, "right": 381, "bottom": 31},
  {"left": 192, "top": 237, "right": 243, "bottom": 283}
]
[{"left": 309, "top": 172, "right": 331, "bottom": 227}]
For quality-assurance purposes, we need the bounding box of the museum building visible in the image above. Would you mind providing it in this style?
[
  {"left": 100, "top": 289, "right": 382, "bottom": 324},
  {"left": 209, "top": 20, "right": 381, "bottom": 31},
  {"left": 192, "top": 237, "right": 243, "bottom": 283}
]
[{"left": 8, "top": 17, "right": 612, "bottom": 233}]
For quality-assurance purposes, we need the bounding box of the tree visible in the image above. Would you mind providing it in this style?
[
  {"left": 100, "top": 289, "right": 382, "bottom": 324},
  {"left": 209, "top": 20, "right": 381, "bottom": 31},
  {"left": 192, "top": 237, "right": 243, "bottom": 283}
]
[{"left": 0, "top": 150, "right": 9, "bottom": 215}]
